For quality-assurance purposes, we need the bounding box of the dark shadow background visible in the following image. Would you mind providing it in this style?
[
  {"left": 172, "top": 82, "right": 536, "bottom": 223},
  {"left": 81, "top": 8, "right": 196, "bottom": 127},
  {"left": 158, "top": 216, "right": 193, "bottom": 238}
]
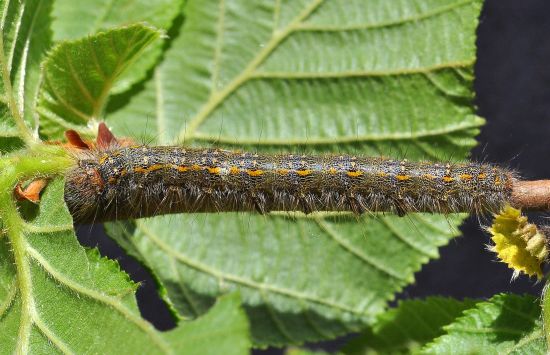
[
  {"left": 405, "top": 0, "right": 550, "bottom": 300},
  {"left": 76, "top": 0, "right": 550, "bottom": 352}
]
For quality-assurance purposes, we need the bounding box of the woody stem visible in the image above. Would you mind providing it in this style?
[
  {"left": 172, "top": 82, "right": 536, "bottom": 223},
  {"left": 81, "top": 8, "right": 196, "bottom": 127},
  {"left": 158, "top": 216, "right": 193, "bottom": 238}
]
[{"left": 510, "top": 180, "right": 550, "bottom": 210}]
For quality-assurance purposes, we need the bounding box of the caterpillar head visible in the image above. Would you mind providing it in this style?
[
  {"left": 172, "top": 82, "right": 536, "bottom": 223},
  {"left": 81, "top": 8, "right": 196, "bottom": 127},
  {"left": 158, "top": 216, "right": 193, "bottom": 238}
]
[{"left": 63, "top": 123, "right": 132, "bottom": 223}]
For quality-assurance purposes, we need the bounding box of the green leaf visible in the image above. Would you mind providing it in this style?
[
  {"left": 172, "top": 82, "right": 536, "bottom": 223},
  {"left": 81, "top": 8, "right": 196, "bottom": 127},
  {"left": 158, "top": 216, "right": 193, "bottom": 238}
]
[
  {"left": 166, "top": 293, "right": 251, "bottom": 355},
  {"left": 97, "top": 0, "right": 484, "bottom": 347},
  {"left": 51, "top": 0, "right": 181, "bottom": 41},
  {"left": 422, "top": 294, "right": 545, "bottom": 354},
  {"left": 0, "top": 0, "right": 54, "bottom": 147},
  {"left": 107, "top": 213, "right": 463, "bottom": 347},
  {"left": 37, "top": 24, "right": 162, "bottom": 139},
  {"left": 106, "top": 0, "right": 483, "bottom": 152},
  {"left": 342, "top": 297, "right": 478, "bottom": 354},
  {"left": 51, "top": 0, "right": 184, "bottom": 95},
  {"left": 0, "top": 178, "right": 250, "bottom": 354},
  {"left": 542, "top": 280, "right": 550, "bottom": 349}
]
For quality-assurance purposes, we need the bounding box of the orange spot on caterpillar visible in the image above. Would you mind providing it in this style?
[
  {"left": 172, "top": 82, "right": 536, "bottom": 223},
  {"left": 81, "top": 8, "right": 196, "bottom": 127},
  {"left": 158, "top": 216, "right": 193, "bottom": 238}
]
[
  {"left": 459, "top": 174, "right": 473, "bottom": 181},
  {"left": 297, "top": 169, "right": 312, "bottom": 176},
  {"left": 133, "top": 167, "right": 148, "bottom": 173},
  {"left": 208, "top": 167, "right": 221, "bottom": 174},
  {"left": 443, "top": 176, "right": 454, "bottom": 183},
  {"left": 277, "top": 169, "right": 290, "bottom": 175},
  {"left": 191, "top": 164, "right": 201, "bottom": 171},
  {"left": 478, "top": 173, "right": 487, "bottom": 180},
  {"left": 246, "top": 169, "right": 264, "bottom": 177},
  {"left": 148, "top": 164, "right": 164, "bottom": 171},
  {"left": 328, "top": 167, "right": 337, "bottom": 174},
  {"left": 347, "top": 171, "right": 363, "bottom": 178},
  {"left": 99, "top": 154, "right": 109, "bottom": 164},
  {"left": 229, "top": 166, "right": 240, "bottom": 174},
  {"left": 396, "top": 174, "right": 410, "bottom": 181},
  {"left": 176, "top": 166, "right": 189, "bottom": 172},
  {"left": 134, "top": 164, "right": 164, "bottom": 173},
  {"left": 494, "top": 175, "right": 501, "bottom": 185}
]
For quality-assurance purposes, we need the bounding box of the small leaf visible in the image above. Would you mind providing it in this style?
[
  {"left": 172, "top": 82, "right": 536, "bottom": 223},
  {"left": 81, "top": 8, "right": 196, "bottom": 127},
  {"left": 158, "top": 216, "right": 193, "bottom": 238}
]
[
  {"left": 37, "top": 24, "right": 162, "bottom": 139},
  {"left": 342, "top": 297, "right": 478, "bottom": 354},
  {"left": 51, "top": 0, "right": 184, "bottom": 94},
  {"left": 0, "top": 179, "right": 250, "bottom": 354},
  {"left": 422, "top": 294, "right": 545, "bottom": 354}
]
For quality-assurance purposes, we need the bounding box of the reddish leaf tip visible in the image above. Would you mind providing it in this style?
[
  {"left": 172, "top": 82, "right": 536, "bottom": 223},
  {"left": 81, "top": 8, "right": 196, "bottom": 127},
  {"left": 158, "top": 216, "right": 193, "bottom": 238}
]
[
  {"left": 97, "top": 122, "right": 117, "bottom": 148},
  {"left": 65, "top": 130, "right": 90, "bottom": 150}
]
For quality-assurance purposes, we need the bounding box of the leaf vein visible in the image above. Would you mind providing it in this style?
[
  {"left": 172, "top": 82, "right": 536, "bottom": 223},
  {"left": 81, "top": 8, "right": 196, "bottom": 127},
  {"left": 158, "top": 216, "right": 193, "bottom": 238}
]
[
  {"left": 42, "top": 72, "right": 91, "bottom": 122},
  {"left": 33, "top": 313, "right": 75, "bottom": 355},
  {"left": 260, "top": 291, "right": 296, "bottom": 343},
  {"left": 23, "top": 223, "right": 74, "bottom": 234},
  {"left": 170, "top": 257, "right": 200, "bottom": 318},
  {"left": 503, "top": 329, "right": 544, "bottom": 354},
  {"left": 192, "top": 119, "right": 482, "bottom": 146},
  {"left": 272, "top": 0, "right": 282, "bottom": 33},
  {"left": 314, "top": 217, "right": 406, "bottom": 281},
  {"left": 295, "top": 0, "right": 475, "bottom": 32},
  {"left": 210, "top": 0, "right": 226, "bottom": 97},
  {"left": 88, "top": 39, "right": 107, "bottom": 80},
  {"left": 64, "top": 50, "right": 97, "bottom": 107},
  {"left": 0, "top": 279, "right": 17, "bottom": 319},
  {"left": 251, "top": 60, "right": 475, "bottom": 79},
  {"left": 378, "top": 217, "right": 433, "bottom": 257},
  {"left": 26, "top": 245, "right": 171, "bottom": 353},
  {"left": 136, "top": 221, "right": 365, "bottom": 316},
  {"left": 180, "top": 0, "right": 325, "bottom": 142},
  {"left": 302, "top": 309, "right": 333, "bottom": 339},
  {"left": 410, "top": 140, "right": 442, "bottom": 161}
]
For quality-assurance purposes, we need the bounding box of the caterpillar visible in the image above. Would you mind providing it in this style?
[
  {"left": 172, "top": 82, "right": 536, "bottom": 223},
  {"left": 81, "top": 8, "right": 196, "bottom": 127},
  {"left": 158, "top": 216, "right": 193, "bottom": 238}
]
[{"left": 63, "top": 124, "right": 515, "bottom": 224}]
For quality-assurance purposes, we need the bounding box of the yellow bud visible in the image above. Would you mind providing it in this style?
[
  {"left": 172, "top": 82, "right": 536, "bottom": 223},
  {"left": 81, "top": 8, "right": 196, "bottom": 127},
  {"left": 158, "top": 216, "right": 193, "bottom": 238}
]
[{"left": 488, "top": 205, "right": 548, "bottom": 279}]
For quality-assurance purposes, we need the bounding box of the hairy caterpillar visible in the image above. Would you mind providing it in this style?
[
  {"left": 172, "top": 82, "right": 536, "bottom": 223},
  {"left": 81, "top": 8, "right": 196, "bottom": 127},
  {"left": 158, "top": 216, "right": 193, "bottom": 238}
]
[{"left": 63, "top": 124, "right": 514, "bottom": 223}]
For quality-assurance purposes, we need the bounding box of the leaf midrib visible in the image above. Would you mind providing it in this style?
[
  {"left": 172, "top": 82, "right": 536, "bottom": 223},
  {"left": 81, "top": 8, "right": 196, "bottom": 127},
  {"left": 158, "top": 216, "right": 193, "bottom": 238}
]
[
  {"left": 191, "top": 118, "right": 482, "bottom": 146},
  {"left": 25, "top": 244, "right": 172, "bottom": 353},
  {"left": 180, "top": 0, "right": 325, "bottom": 142}
]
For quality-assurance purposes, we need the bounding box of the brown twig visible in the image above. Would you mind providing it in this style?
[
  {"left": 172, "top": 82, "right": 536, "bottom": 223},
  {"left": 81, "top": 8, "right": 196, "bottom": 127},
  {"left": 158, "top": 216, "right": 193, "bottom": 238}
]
[{"left": 511, "top": 179, "right": 550, "bottom": 210}]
